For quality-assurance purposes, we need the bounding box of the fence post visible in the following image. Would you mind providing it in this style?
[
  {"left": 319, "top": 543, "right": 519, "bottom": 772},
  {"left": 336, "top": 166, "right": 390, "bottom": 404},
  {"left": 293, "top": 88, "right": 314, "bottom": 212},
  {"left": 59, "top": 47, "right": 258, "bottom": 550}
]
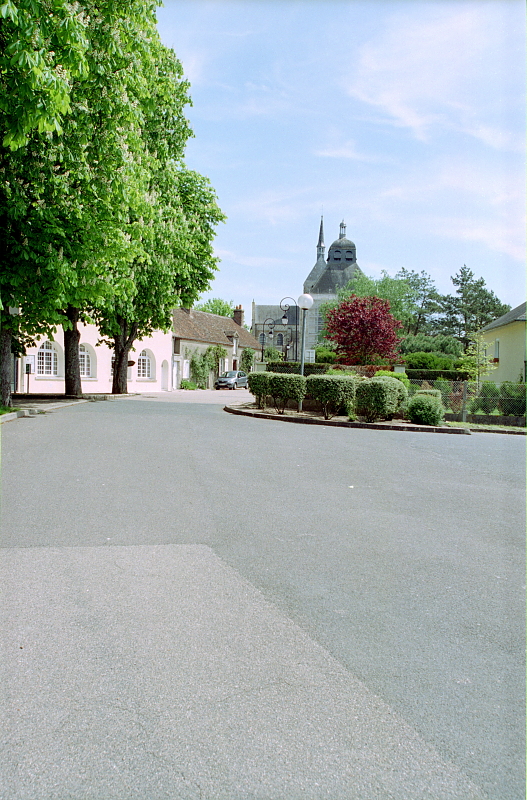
[{"left": 461, "top": 381, "right": 468, "bottom": 422}]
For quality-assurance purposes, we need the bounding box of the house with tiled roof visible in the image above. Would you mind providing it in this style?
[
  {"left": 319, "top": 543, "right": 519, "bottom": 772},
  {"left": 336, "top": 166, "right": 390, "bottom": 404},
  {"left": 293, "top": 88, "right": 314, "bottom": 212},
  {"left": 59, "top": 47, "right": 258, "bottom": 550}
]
[
  {"left": 12, "top": 305, "right": 257, "bottom": 395},
  {"left": 172, "top": 306, "right": 259, "bottom": 388},
  {"left": 481, "top": 302, "right": 526, "bottom": 383}
]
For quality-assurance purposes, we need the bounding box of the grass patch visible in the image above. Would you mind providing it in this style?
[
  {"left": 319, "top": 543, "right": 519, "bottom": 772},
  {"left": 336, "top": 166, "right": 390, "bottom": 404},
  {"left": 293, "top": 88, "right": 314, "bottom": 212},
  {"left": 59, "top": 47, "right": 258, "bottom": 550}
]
[
  {"left": 0, "top": 405, "right": 13, "bottom": 415},
  {"left": 443, "top": 420, "right": 526, "bottom": 433}
]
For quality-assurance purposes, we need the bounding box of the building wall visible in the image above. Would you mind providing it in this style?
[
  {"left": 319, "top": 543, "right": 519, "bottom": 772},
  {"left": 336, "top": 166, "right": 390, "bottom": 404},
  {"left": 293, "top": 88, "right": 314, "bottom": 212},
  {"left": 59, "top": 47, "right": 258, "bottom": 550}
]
[
  {"left": 18, "top": 324, "right": 174, "bottom": 394},
  {"left": 481, "top": 321, "right": 526, "bottom": 383}
]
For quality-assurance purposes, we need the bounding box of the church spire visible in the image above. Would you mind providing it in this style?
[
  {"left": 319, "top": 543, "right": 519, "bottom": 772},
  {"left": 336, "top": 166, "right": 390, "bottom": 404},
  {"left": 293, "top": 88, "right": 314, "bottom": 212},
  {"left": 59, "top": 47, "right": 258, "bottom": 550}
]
[
  {"left": 339, "top": 220, "right": 346, "bottom": 239},
  {"left": 317, "top": 216, "right": 325, "bottom": 260}
]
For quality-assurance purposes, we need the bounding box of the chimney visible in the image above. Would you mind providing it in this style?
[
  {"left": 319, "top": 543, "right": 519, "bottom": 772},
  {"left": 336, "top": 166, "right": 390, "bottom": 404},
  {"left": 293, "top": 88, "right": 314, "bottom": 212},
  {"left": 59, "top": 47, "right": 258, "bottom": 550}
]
[{"left": 232, "top": 305, "right": 244, "bottom": 327}]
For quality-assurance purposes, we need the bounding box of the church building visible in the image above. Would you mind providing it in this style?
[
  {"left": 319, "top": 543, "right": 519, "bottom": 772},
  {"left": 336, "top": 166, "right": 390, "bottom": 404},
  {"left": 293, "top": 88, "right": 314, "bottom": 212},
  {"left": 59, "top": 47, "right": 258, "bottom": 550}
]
[{"left": 252, "top": 218, "right": 363, "bottom": 358}]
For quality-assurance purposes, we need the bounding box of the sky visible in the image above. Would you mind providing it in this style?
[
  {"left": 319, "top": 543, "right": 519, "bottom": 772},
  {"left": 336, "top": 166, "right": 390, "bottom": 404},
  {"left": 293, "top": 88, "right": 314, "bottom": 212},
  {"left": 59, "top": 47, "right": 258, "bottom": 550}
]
[{"left": 156, "top": 0, "right": 526, "bottom": 320}]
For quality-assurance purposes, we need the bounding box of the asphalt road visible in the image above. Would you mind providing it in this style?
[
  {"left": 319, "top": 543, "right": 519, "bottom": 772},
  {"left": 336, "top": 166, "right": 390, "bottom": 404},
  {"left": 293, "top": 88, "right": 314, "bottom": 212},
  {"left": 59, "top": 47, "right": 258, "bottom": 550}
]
[{"left": 0, "top": 394, "right": 524, "bottom": 799}]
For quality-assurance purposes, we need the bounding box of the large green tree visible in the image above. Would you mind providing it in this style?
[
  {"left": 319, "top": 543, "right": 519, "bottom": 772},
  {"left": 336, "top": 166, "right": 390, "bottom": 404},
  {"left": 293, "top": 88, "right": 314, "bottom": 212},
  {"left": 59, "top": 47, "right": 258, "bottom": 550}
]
[
  {"left": 0, "top": 0, "right": 89, "bottom": 150},
  {"left": 194, "top": 298, "right": 234, "bottom": 317},
  {"left": 435, "top": 266, "right": 510, "bottom": 348}
]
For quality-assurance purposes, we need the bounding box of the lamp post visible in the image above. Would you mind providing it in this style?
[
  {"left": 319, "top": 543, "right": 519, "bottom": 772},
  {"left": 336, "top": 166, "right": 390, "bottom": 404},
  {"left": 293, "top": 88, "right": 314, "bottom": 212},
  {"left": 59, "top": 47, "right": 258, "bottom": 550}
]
[
  {"left": 260, "top": 317, "right": 275, "bottom": 363},
  {"left": 279, "top": 297, "right": 299, "bottom": 362},
  {"left": 297, "top": 293, "right": 313, "bottom": 411}
]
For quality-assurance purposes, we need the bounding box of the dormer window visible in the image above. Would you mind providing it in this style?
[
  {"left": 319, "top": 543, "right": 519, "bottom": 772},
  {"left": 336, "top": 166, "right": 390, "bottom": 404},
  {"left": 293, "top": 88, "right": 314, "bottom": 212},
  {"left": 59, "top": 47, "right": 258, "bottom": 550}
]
[
  {"left": 333, "top": 250, "right": 341, "bottom": 261},
  {"left": 345, "top": 251, "right": 354, "bottom": 261}
]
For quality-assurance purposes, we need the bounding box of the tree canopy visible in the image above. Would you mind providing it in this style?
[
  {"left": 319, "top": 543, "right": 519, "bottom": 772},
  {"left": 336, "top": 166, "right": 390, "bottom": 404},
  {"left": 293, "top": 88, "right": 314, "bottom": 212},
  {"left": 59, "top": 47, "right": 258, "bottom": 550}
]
[
  {"left": 0, "top": 1, "right": 224, "bottom": 403},
  {"left": 194, "top": 298, "right": 235, "bottom": 317},
  {"left": 325, "top": 295, "right": 402, "bottom": 365}
]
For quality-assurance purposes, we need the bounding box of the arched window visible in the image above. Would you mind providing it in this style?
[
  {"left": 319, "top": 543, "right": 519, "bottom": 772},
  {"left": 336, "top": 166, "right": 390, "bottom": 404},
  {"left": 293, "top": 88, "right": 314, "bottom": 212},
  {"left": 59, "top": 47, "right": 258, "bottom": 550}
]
[
  {"left": 137, "top": 350, "right": 152, "bottom": 378},
  {"left": 276, "top": 333, "right": 284, "bottom": 346},
  {"left": 333, "top": 249, "right": 341, "bottom": 261},
  {"left": 345, "top": 251, "right": 354, "bottom": 261},
  {"left": 37, "top": 341, "right": 58, "bottom": 376},
  {"left": 79, "top": 344, "right": 91, "bottom": 377}
]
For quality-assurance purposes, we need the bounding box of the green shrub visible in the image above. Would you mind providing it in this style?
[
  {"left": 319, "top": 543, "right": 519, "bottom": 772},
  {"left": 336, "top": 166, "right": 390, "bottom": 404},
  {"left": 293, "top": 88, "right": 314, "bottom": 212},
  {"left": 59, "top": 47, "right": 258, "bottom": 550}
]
[
  {"left": 433, "top": 378, "right": 452, "bottom": 408},
  {"left": 180, "top": 379, "right": 197, "bottom": 390},
  {"left": 268, "top": 373, "right": 307, "bottom": 413},
  {"left": 314, "top": 346, "right": 337, "bottom": 363},
  {"left": 240, "top": 348, "right": 255, "bottom": 373},
  {"left": 355, "top": 378, "right": 400, "bottom": 422},
  {"left": 374, "top": 370, "right": 411, "bottom": 391},
  {"left": 406, "top": 394, "right": 444, "bottom": 425},
  {"left": 266, "top": 361, "right": 328, "bottom": 375},
  {"left": 404, "top": 352, "right": 455, "bottom": 370},
  {"left": 415, "top": 388, "right": 441, "bottom": 399},
  {"left": 406, "top": 369, "right": 470, "bottom": 381},
  {"left": 374, "top": 375, "right": 408, "bottom": 413},
  {"left": 498, "top": 382, "right": 526, "bottom": 416},
  {"left": 306, "top": 375, "right": 356, "bottom": 420},
  {"left": 247, "top": 371, "right": 271, "bottom": 408},
  {"left": 470, "top": 381, "right": 500, "bottom": 414}
]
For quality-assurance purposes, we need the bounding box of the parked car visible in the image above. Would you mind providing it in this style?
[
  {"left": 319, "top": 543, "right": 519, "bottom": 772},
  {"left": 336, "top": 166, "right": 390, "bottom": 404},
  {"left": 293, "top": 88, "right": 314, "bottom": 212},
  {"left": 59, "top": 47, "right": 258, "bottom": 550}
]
[{"left": 214, "top": 370, "right": 248, "bottom": 389}]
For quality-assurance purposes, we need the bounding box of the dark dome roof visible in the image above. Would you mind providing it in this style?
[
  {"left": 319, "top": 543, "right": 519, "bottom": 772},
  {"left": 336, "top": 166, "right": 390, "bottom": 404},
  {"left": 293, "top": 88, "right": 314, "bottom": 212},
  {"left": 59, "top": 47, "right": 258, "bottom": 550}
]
[{"left": 329, "top": 237, "right": 355, "bottom": 249}]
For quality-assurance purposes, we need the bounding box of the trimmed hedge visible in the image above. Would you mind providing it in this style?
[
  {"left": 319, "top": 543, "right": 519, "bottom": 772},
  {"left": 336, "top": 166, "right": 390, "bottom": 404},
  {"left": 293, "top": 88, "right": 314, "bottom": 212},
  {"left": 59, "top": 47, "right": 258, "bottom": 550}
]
[
  {"left": 406, "top": 394, "right": 444, "bottom": 425},
  {"left": 266, "top": 361, "right": 328, "bottom": 375},
  {"left": 415, "top": 388, "right": 442, "bottom": 399},
  {"left": 498, "top": 382, "right": 526, "bottom": 415},
  {"left": 247, "top": 371, "right": 271, "bottom": 408},
  {"left": 268, "top": 373, "right": 307, "bottom": 413},
  {"left": 374, "top": 370, "right": 411, "bottom": 390},
  {"left": 406, "top": 369, "right": 470, "bottom": 381},
  {"left": 355, "top": 378, "right": 400, "bottom": 422},
  {"left": 306, "top": 374, "right": 356, "bottom": 420},
  {"left": 374, "top": 375, "right": 408, "bottom": 411}
]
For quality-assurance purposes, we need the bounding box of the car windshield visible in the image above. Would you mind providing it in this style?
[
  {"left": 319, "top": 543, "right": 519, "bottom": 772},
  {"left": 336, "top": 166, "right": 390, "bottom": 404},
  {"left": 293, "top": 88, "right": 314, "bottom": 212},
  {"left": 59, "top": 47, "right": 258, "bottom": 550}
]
[{"left": 221, "top": 372, "right": 237, "bottom": 377}]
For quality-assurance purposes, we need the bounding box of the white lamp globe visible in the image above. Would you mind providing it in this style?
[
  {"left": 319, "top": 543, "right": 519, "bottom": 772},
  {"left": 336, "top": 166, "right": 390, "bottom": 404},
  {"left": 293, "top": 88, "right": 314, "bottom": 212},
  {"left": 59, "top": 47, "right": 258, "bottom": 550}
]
[{"left": 297, "top": 293, "right": 314, "bottom": 310}]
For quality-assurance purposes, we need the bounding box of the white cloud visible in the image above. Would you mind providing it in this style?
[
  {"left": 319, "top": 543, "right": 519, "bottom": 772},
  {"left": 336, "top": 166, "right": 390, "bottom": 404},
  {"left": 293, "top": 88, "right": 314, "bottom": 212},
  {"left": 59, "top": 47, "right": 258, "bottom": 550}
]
[
  {"left": 315, "top": 139, "right": 385, "bottom": 162},
  {"left": 344, "top": 3, "right": 524, "bottom": 149}
]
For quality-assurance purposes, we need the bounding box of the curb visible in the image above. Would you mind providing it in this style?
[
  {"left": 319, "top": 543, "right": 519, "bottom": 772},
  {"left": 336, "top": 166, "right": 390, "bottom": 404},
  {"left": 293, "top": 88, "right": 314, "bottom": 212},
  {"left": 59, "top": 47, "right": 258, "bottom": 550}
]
[{"left": 224, "top": 405, "right": 471, "bottom": 434}]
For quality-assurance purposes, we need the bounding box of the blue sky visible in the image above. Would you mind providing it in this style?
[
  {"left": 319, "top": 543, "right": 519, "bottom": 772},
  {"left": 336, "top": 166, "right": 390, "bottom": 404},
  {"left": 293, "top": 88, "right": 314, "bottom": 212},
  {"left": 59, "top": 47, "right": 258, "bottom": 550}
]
[{"left": 156, "top": 0, "right": 525, "bottom": 318}]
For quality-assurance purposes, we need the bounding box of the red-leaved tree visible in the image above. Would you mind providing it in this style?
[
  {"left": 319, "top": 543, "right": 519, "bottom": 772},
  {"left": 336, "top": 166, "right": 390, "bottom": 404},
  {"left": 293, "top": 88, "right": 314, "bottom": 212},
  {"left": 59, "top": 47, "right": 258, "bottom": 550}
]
[{"left": 325, "top": 295, "right": 402, "bottom": 365}]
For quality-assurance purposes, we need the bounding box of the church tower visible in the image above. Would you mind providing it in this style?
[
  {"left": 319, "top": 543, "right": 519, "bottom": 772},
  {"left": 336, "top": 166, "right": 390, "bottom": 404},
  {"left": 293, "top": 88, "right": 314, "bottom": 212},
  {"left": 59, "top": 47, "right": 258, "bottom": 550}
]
[{"left": 304, "top": 219, "right": 362, "bottom": 295}]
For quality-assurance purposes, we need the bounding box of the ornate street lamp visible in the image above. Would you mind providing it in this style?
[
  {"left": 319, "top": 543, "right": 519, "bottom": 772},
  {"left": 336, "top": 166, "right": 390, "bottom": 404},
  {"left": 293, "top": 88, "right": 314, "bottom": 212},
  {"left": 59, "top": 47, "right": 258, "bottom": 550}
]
[
  {"left": 260, "top": 317, "right": 275, "bottom": 362},
  {"left": 279, "top": 297, "right": 299, "bottom": 362}
]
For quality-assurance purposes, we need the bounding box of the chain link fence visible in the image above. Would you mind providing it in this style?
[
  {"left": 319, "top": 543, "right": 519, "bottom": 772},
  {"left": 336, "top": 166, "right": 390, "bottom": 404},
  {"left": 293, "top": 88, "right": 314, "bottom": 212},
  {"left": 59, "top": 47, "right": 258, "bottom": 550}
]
[{"left": 407, "top": 379, "right": 526, "bottom": 421}]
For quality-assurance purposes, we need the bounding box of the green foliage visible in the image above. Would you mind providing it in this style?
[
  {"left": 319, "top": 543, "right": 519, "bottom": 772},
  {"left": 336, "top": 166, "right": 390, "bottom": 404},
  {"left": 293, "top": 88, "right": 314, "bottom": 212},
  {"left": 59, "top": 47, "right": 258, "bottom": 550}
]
[
  {"left": 355, "top": 378, "right": 400, "bottom": 422},
  {"left": 306, "top": 375, "right": 356, "bottom": 420},
  {"left": 436, "top": 265, "right": 510, "bottom": 347},
  {"left": 0, "top": 0, "right": 90, "bottom": 150},
  {"left": 373, "top": 370, "right": 411, "bottom": 390},
  {"left": 415, "top": 389, "right": 442, "bottom": 399},
  {"left": 454, "top": 332, "right": 497, "bottom": 383},
  {"left": 404, "top": 352, "right": 455, "bottom": 370},
  {"left": 498, "top": 382, "right": 526, "bottom": 416},
  {"left": 240, "top": 348, "right": 255, "bottom": 372},
  {"left": 188, "top": 349, "right": 211, "bottom": 389},
  {"left": 266, "top": 361, "right": 328, "bottom": 375},
  {"left": 399, "top": 333, "right": 462, "bottom": 357},
  {"left": 264, "top": 346, "right": 283, "bottom": 362},
  {"left": 180, "top": 379, "right": 197, "bottom": 390},
  {"left": 206, "top": 345, "right": 227, "bottom": 377},
  {"left": 314, "top": 346, "right": 337, "bottom": 363},
  {"left": 406, "top": 369, "right": 469, "bottom": 381},
  {"left": 433, "top": 378, "right": 452, "bottom": 407},
  {"left": 406, "top": 394, "right": 444, "bottom": 425},
  {"left": 194, "top": 298, "right": 234, "bottom": 316},
  {"left": 333, "top": 270, "right": 420, "bottom": 331},
  {"left": 267, "top": 373, "right": 307, "bottom": 414},
  {"left": 374, "top": 375, "right": 408, "bottom": 411},
  {"left": 247, "top": 371, "right": 271, "bottom": 408},
  {"left": 469, "top": 381, "right": 500, "bottom": 414}
]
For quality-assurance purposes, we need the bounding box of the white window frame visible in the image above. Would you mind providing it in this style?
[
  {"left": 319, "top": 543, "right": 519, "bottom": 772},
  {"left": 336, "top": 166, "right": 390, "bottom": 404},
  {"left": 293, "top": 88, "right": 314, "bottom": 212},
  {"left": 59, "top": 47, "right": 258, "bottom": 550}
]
[
  {"left": 79, "top": 344, "right": 91, "bottom": 377},
  {"left": 37, "top": 341, "right": 58, "bottom": 376},
  {"left": 137, "top": 350, "right": 152, "bottom": 379}
]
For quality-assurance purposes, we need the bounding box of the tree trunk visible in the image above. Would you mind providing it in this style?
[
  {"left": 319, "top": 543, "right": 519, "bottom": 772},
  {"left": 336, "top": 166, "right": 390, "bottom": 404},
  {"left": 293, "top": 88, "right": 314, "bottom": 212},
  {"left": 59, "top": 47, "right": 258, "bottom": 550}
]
[
  {"left": 0, "top": 327, "right": 13, "bottom": 407},
  {"left": 112, "top": 317, "right": 138, "bottom": 394},
  {"left": 63, "top": 305, "right": 82, "bottom": 397}
]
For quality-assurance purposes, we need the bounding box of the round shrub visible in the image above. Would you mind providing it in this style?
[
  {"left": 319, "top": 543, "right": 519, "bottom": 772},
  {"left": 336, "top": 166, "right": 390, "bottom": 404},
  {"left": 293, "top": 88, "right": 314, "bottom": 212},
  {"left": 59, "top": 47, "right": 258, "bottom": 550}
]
[
  {"left": 374, "top": 370, "right": 411, "bottom": 391},
  {"left": 406, "top": 394, "right": 444, "bottom": 425}
]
